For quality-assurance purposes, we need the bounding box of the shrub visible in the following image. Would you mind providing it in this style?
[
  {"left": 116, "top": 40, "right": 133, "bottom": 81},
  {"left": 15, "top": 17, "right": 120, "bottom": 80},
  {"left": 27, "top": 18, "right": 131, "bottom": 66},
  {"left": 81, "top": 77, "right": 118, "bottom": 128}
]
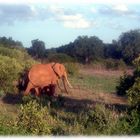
[
  {"left": 46, "top": 53, "right": 75, "bottom": 63},
  {"left": 105, "top": 59, "right": 126, "bottom": 70},
  {"left": 0, "top": 55, "right": 23, "bottom": 93},
  {"left": 108, "top": 109, "right": 140, "bottom": 135},
  {"left": 91, "top": 58, "right": 126, "bottom": 70},
  {"left": 127, "top": 77, "right": 140, "bottom": 106},
  {"left": 64, "top": 62, "right": 79, "bottom": 76},
  {"left": 0, "top": 46, "right": 38, "bottom": 94},
  {"left": 116, "top": 55, "right": 140, "bottom": 108},
  {"left": 116, "top": 73, "right": 134, "bottom": 96},
  {"left": 83, "top": 104, "right": 117, "bottom": 135},
  {"left": 0, "top": 46, "right": 30, "bottom": 61},
  {"left": 16, "top": 100, "right": 53, "bottom": 135}
]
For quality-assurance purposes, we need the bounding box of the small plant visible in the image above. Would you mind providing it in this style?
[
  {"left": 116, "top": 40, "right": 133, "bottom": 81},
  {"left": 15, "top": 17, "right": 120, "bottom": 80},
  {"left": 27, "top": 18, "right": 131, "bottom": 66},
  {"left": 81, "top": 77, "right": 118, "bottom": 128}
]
[
  {"left": 83, "top": 104, "right": 117, "bottom": 135},
  {"left": 16, "top": 100, "right": 53, "bottom": 135}
]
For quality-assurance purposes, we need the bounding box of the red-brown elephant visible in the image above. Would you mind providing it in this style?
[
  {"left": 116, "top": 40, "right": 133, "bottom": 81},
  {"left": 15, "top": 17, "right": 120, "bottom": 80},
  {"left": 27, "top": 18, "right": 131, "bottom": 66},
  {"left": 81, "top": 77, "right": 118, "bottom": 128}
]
[{"left": 24, "top": 63, "right": 72, "bottom": 96}]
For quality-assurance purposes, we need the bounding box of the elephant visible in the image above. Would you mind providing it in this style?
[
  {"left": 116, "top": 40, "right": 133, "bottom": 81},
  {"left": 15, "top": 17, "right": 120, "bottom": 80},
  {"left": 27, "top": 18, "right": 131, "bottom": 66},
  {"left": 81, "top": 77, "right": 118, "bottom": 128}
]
[
  {"left": 24, "top": 62, "right": 72, "bottom": 96},
  {"left": 17, "top": 69, "right": 55, "bottom": 96}
]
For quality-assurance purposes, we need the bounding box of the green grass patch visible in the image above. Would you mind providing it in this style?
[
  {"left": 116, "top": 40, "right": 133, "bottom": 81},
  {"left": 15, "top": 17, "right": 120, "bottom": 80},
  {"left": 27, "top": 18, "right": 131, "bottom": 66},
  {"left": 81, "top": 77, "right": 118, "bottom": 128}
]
[{"left": 70, "top": 74, "right": 119, "bottom": 93}]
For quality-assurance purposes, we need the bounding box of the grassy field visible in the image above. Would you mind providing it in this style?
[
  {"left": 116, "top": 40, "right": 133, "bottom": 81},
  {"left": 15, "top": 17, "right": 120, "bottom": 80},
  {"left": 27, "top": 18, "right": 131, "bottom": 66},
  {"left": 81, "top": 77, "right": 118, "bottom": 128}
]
[{"left": 70, "top": 74, "right": 118, "bottom": 94}]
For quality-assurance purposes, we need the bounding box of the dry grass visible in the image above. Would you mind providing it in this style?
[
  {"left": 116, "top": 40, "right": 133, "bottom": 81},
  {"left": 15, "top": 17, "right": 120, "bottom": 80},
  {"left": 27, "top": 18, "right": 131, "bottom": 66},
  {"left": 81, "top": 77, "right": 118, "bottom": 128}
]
[
  {"left": 80, "top": 68, "right": 133, "bottom": 78},
  {"left": 56, "top": 67, "right": 129, "bottom": 110}
]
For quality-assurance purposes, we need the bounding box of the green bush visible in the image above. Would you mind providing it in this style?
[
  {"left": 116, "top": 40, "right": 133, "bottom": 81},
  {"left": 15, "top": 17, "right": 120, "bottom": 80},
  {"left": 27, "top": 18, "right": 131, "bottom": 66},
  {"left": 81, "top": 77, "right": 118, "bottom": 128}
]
[
  {"left": 0, "top": 55, "right": 23, "bottom": 93},
  {"left": 127, "top": 77, "right": 140, "bottom": 106},
  {"left": 116, "top": 73, "right": 134, "bottom": 96},
  {"left": 91, "top": 58, "right": 126, "bottom": 70},
  {"left": 46, "top": 53, "right": 75, "bottom": 63},
  {"left": 16, "top": 100, "right": 53, "bottom": 135},
  {"left": 83, "top": 104, "right": 117, "bottom": 135},
  {"left": 64, "top": 62, "right": 79, "bottom": 76},
  {"left": 78, "top": 104, "right": 140, "bottom": 135},
  {"left": 108, "top": 109, "right": 140, "bottom": 135},
  {"left": 116, "top": 56, "right": 140, "bottom": 105},
  {"left": 105, "top": 59, "right": 126, "bottom": 70},
  {"left": 0, "top": 45, "right": 30, "bottom": 61},
  {"left": 0, "top": 46, "right": 38, "bottom": 94}
]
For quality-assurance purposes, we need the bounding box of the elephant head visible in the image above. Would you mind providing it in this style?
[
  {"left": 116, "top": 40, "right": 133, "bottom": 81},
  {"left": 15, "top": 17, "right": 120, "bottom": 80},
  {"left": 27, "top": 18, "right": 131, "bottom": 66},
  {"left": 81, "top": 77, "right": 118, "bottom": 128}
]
[{"left": 51, "top": 63, "right": 72, "bottom": 93}]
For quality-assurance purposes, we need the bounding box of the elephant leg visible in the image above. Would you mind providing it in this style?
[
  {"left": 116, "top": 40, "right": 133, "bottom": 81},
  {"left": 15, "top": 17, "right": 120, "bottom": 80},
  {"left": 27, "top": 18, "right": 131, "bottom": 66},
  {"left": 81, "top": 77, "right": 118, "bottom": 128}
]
[
  {"left": 35, "top": 87, "right": 40, "bottom": 96},
  {"left": 50, "top": 84, "right": 56, "bottom": 96},
  {"left": 24, "top": 81, "right": 34, "bottom": 96}
]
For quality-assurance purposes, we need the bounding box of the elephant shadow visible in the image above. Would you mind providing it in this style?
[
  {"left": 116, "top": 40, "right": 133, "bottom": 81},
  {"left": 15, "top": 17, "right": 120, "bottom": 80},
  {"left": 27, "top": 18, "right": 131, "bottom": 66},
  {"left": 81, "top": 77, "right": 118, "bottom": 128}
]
[
  {"left": 2, "top": 93, "right": 23, "bottom": 105},
  {"left": 1, "top": 92, "right": 129, "bottom": 114},
  {"left": 50, "top": 95, "right": 129, "bottom": 114}
]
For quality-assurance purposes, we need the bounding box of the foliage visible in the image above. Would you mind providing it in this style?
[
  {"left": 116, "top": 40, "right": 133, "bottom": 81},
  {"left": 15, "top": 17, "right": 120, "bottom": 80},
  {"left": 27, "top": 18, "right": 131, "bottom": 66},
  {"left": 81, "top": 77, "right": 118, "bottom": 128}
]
[
  {"left": 0, "top": 36, "right": 23, "bottom": 49},
  {"left": 0, "top": 55, "right": 23, "bottom": 93},
  {"left": 28, "top": 39, "right": 46, "bottom": 59},
  {"left": 116, "top": 73, "right": 134, "bottom": 96},
  {"left": 24, "top": 29, "right": 140, "bottom": 65},
  {"left": 117, "top": 55, "right": 140, "bottom": 107},
  {"left": 0, "top": 46, "right": 37, "bottom": 94},
  {"left": 64, "top": 62, "right": 79, "bottom": 76},
  {"left": 127, "top": 77, "right": 140, "bottom": 107},
  {"left": 16, "top": 100, "right": 52, "bottom": 135},
  {"left": 77, "top": 104, "right": 140, "bottom": 135},
  {"left": 0, "top": 45, "right": 32, "bottom": 62},
  {"left": 83, "top": 104, "right": 116, "bottom": 135},
  {"left": 104, "top": 59, "right": 126, "bottom": 70},
  {"left": 118, "top": 29, "right": 140, "bottom": 64},
  {"left": 57, "top": 35, "right": 105, "bottom": 63},
  {"left": 46, "top": 52, "right": 75, "bottom": 63}
]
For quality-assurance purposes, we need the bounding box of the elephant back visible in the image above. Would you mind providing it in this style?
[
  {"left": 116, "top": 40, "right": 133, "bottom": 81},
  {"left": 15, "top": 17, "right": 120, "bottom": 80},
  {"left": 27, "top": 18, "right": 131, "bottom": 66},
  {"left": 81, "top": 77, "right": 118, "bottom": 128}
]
[{"left": 28, "top": 64, "right": 54, "bottom": 87}]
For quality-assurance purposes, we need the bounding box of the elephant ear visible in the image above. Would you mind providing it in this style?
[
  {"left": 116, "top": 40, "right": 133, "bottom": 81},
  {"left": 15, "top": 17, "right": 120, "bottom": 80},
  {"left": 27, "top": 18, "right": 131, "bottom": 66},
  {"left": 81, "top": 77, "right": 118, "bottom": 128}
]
[{"left": 52, "top": 63, "right": 62, "bottom": 78}]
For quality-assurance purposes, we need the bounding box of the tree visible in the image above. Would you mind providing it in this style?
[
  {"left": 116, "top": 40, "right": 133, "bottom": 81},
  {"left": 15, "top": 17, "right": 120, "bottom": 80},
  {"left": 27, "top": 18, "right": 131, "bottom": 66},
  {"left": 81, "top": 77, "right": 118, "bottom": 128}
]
[
  {"left": 28, "top": 39, "right": 46, "bottom": 59},
  {"left": 117, "top": 29, "right": 140, "bottom": 64},
  {"left": 57, "top": 36, "right": 105, "bottom": 63},
  {"left": 0, "top": 36, "right": 23, "bottom": 49}
]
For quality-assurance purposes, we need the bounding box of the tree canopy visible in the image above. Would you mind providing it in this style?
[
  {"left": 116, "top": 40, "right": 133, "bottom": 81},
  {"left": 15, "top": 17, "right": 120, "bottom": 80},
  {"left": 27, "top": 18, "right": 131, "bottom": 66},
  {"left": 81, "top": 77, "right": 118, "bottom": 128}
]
[
  {"left": 28, "top": 39, "right": 46, "bottom": 59},
  {"left": 1, "top": 29, "right": 140, "bottom": 65}
]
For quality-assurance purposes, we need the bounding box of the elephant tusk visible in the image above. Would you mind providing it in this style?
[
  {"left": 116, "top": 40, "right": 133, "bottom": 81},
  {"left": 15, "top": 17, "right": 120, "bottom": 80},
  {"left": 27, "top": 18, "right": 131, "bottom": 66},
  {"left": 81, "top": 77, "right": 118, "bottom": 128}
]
[
  {"left": 65, "top": 77, "right": 73, "bottom": 88},
  {"left": 62, "top": 78, "right": 69, "bottom": 94}
]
